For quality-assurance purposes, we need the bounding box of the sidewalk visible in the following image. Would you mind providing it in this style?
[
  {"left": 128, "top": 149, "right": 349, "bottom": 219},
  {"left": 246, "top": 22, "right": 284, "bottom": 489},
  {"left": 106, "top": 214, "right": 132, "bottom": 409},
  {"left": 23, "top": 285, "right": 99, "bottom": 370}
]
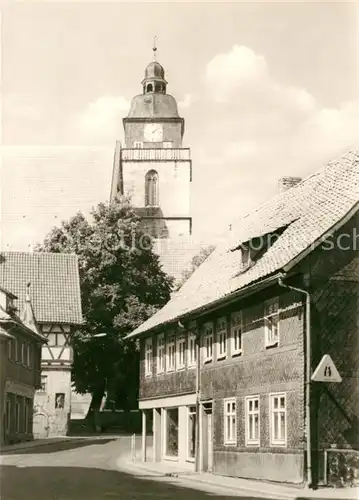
[
  {"left": 116, "top": 451, "right": 359, "bottom": 500},
  {"left": 0, "top": 436, "right": 80, "bottom": 454}
]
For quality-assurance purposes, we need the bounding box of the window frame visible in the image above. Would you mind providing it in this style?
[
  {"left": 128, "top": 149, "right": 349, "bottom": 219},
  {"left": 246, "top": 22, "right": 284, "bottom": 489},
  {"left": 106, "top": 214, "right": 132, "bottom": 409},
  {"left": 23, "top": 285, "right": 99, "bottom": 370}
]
[
  {"left": 187, "top": 334, "right": 196, "bottom": 369},
  {"left": 166, "top": 334, "right": 176, "bottom": 372},
  {"left": 264, "top": 298, "right": 280, "bottom": 348},
  {"left": 231, "top": 311, "right": 243, "bottom": 356},
  {"left": 156, "top": 334, "right": 165, "bottom": 374},
  {"left": 224, "top": 398, "right": 237, "bottom": 445},
  {"left": 269, "top": 392, "right": 287, "bottom": 447},
  {"left": 203, "top": 323, "right": 213, "bottom": 363},
  {"left": 144, "top": 337, "right": 153, "bottom": 377},
  {"left": 216, "top": 317, "right": 227, "bottom": 360},
  {"left": 176, "top": 336, "right": 186, "bottom": 370},
  {"left": 245, "top": 396, "right": 260, "bottom": 447}
]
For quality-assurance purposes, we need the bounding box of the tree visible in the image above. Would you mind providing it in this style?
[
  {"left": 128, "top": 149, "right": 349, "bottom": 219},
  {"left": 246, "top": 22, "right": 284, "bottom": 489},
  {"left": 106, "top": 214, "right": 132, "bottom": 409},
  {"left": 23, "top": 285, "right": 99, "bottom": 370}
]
[
  {"left": 36, "top": 197, "right": 173, "bottom": 418},
  {"left": 177, "top": 244, "right": 216, "bottom": 288}
]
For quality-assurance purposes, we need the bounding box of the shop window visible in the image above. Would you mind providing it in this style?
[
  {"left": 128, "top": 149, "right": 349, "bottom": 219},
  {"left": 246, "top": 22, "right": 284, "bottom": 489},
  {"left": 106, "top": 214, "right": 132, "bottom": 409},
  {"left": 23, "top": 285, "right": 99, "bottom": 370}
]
[
  {"left": 165, "top": 408, "right": 179, "bottom": 457},
  {"left": 187, "top": 406, "right": 196, "bottom": 460}
]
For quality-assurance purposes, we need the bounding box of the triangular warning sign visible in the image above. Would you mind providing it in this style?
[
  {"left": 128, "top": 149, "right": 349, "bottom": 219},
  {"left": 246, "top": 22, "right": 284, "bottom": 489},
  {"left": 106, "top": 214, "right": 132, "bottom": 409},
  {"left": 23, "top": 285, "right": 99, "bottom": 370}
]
[{"left": 311, "top": 354, "right": 342, "bottom": 383}]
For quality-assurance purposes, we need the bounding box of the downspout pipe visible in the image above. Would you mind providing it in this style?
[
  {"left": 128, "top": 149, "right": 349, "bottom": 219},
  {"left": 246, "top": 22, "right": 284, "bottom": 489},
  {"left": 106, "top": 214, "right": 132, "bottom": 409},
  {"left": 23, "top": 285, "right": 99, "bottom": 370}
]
[
  {"left": 278, "top": 274, "right": 313, "bottom": 488},
  {"left": 195, "top": 330, "right": 201, "bottom": 472}
]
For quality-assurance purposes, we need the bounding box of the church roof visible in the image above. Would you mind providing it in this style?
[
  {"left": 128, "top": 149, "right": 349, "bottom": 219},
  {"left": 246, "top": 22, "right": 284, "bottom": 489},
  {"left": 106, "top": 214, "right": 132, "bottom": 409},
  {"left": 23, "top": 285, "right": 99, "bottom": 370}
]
[
  {"left": 127, "top": 93, "right": 180, "bottom": 119},
  {"left": 128, "top": 148, "right": 359, "bottom": 338},
  {"left": 0, "top": 252, "right": 83, "bottom": 325},
  {"left": 144, "top": 61, "right": 165, "bottom": 81}
]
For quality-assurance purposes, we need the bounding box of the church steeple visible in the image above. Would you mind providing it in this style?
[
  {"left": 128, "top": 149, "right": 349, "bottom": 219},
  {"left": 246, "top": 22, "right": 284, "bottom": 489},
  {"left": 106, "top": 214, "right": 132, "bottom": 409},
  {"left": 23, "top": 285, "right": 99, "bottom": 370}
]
[{"left": 141, "top": 39, "right": 167, "bottom": 94}]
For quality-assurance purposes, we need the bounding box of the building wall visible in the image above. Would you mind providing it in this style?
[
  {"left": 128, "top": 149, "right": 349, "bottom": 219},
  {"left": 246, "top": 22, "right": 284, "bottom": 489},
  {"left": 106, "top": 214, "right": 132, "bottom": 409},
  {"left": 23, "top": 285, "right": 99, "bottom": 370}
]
[
  {"left": 0, "top": 326, "right": 42, "bottom": 445},
  {"left": 139, "top": 332, "right": 196, "bottom": 401},
  {"left": 122, "top": 159, "right": 191, "bottom": 218},
  {"left": 302, "top": 213, "right": 359, "bottom": 481},
  {"left": 33, "top": 323, "right": 73, "bottom": 437},
  {"left": 199, "top": 290, "right": 305, "bottom": 483},
  {"left": 34, "top": 368, "right": 71, "bottom": 437}
]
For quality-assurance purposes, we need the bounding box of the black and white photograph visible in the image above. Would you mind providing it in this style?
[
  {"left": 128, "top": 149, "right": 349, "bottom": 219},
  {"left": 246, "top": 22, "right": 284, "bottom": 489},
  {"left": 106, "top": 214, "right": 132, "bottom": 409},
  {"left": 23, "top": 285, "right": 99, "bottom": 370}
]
[{"left": 0, "top": 2, "right": 358, "bottom": 499}]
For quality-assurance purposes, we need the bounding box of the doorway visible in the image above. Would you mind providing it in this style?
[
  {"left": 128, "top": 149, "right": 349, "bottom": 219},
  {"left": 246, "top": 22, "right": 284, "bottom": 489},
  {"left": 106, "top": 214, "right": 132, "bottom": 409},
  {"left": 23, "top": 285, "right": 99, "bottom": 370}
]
[{"left": 202, "top": 402, "right": 213, "bottom": 472}]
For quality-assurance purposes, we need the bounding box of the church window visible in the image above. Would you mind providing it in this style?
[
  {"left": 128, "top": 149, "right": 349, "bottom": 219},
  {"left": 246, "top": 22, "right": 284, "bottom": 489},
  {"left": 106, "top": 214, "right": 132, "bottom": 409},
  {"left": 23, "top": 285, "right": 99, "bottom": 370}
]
[
  {"left": 155, "top": 83, "right": 162, "bottom": 92},
  {"left": 146, "top": 83, "right": 153, "bottom": 93},
  {"left": 145, "top": 170, "right": 159, "bottom": 206}
]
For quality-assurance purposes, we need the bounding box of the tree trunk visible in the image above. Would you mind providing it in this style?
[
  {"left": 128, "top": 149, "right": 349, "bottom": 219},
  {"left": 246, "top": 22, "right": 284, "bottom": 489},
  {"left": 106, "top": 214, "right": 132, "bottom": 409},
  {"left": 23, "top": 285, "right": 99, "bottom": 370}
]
[{"left": 85, "top": 385, "right": 106, "bottom": 430}]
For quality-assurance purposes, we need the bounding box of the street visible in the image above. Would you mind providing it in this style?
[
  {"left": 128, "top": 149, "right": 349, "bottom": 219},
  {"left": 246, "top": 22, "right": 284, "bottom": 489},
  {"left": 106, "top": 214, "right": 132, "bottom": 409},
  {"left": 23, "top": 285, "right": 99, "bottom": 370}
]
[{"left": 0, "top": 438, "right": 263, "bottom": 500}]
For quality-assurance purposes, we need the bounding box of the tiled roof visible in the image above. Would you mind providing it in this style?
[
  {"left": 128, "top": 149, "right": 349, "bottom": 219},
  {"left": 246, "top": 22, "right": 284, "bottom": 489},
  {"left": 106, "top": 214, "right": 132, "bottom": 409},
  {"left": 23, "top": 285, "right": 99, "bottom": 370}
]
[
  {"left": 0, "top": 252, "right": 83, "bottom": 325},
  {"left": 129, "top": 148, "right": 359, "bottom": 337}
]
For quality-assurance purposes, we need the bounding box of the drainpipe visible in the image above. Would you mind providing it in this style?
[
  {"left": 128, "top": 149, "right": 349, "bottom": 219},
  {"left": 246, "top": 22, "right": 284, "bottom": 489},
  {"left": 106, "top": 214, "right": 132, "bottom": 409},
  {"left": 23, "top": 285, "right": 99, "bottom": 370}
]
[
  {"left": 195, "top": 330, "right": 201, "bottom": 472},
  {"left": 278, "top": 274, "right": 312, "bottom": 488}
]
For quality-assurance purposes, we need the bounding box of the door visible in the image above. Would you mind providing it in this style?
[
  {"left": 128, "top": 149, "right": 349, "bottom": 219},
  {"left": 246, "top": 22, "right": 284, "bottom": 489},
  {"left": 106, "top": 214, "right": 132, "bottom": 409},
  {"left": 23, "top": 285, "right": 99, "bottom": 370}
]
[
  {"left": 207, "top": 411, "right": 213, "bottom": 472},
  {"left": 202, "top": 402, "right": 213, "bottom": 472}
]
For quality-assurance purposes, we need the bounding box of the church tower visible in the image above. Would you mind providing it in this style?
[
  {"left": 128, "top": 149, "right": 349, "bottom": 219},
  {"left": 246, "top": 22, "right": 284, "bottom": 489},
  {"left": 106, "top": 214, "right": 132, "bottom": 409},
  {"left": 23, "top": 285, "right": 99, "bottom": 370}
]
[{"left": 110, "top": 48, "right": 192, "bottom": 239}]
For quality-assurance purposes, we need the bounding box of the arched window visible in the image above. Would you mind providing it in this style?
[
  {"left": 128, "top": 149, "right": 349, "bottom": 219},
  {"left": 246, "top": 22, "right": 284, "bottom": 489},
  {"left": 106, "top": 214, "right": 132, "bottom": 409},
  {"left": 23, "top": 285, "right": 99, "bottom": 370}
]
[
  {"left": 155, "top": 83, "right": 162, "bottom": 92},
  {"left": 145, "top": 170, "right": 159, "bottom": 206},
  {"left": 146, "top": 83, "right": 153, "bottom": 93}
]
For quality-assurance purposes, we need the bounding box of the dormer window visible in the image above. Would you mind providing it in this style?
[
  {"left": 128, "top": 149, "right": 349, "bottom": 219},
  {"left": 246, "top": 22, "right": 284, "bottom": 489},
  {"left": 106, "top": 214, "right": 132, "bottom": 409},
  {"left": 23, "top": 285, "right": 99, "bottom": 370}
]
[{"left": 241, "top": 244, "right": 251, "bottom": 269}]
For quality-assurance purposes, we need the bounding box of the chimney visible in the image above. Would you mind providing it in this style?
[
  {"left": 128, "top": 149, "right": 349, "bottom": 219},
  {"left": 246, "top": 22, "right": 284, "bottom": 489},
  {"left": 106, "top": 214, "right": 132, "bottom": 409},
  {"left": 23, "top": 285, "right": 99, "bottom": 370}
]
[{"left": 278, "top": 176, "right": 302, "bottom": 193}]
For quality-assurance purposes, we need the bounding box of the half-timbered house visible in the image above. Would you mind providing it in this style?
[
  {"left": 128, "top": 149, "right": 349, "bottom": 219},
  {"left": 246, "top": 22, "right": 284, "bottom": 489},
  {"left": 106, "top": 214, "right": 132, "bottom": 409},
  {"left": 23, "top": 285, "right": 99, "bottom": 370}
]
[{"left": 0, "top": 252, "right": 82, "bottom": 437}]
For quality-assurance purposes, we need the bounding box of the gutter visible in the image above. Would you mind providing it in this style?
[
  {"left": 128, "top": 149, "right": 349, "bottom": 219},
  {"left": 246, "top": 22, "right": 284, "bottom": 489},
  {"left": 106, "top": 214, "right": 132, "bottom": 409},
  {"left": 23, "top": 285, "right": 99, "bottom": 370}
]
[{"left": 278, "top": 273, "right": 312, "bottom": 488}]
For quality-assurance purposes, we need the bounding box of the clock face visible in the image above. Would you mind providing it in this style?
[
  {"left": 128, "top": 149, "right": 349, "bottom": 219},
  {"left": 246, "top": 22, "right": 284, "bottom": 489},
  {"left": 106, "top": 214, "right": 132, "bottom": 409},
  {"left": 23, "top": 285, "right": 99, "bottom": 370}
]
[{"left": 144, "top": 123, "right": 163, "bottom": 142}]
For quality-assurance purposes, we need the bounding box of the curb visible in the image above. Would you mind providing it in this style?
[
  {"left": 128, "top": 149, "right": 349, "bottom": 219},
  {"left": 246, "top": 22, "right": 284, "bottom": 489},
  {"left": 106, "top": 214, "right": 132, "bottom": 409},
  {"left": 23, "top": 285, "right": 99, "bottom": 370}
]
[
  {"left": 116, "top": 458, "right": 358, "bottom": 500},
  {"left": 0, "top": 437, "right": 85, "bottom": 455}
]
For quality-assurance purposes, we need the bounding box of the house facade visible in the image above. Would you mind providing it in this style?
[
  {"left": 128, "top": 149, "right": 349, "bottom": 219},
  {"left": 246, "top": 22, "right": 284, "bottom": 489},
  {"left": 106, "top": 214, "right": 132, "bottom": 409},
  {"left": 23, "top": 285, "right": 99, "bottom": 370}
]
[
  {"left": 129, "top": 149, "right": 359, "bottom": 486},
  {"left": 0, "top": 285, "right": 46, "bottom": 445},
  {"left": 0, "top": 252, "right": 82, "bottom": 438}
]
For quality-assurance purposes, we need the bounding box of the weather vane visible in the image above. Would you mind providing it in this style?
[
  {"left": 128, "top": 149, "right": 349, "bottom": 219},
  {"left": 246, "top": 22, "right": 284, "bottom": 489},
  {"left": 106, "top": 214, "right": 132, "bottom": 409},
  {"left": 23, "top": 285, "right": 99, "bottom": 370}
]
[{"left": 153, "top": 36, "right": 158, "bottom": 60}]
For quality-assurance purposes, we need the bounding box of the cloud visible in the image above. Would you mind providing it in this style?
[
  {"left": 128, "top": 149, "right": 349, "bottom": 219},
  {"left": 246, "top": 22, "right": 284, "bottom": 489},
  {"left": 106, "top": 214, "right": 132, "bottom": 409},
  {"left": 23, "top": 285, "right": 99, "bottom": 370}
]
[
  {"left": 178, "top": 93, "right": 195, "bottom": 109},
  {"left": 74, "top": 95, "right": 130, "bottom": 144},
  {"left": 189, "top": 44, "right": 359, "bottom": 238}
]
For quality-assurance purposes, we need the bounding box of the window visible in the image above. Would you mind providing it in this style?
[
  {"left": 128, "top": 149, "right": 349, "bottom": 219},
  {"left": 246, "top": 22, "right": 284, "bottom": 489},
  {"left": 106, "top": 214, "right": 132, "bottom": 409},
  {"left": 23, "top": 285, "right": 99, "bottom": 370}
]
[
  {"left": 203, "top": 324, "right": 213, "bottom": 363},
  {"left": 245, "top": 396, "right": 260, "bottom": 446},
  {"left": 187, "top": 406, "right": 196, "bottom": 460},
  {"left": 146, "top": 83, "right": 153, "bottom": 93},
  {"left": 7, "top": 339, "right": 13, "bottom": 360},
  {"left": 165, "top": 408, "right": 179, "bottom": 457},
  {"left": 264, "top": 299, "right": 279, "bottom": 347},
  {"left": 27, "top": 343, "right": 32, "bottom": 367},
  {"left": 145, "top": 169, "right": 159, "bottom": 206},
  {"left": 188, "top": 334, "right": 196, "bottom": 368},
  {"left": 145, "top": 338, "right": 153, "bottom": 377},
  {"left": 133, "top": 141, "right": 143, "bottom": 148},
  {"left": 231, "top": 312, "right": 243, "bottom": 355},
  {"left": 224, "top": 398, "right": 237, "bottom": 445},
  {"left": 15, "top": 339, "right": 19, "bottom": 362},
  {"left": 40, "top": 375, "right": 47, "bottom": 392},
  {"left": 270, "top": 393, "right": 287, "bottom": 446},
  {"left": 166, "top": 335, "right": 175, "bottom": 372},
  {"left": 5, "top": 397, "right": 11, "bottom": 433},
  {"left": 157, "top": 334, "right": 165, "bottom": 374},
  {"left": 15, "top": 398, "right": 21, "bottom": 432},
  {"left": 241, "top": 244, "right": 251, "bottom": 268},
  {"left": 24, "top": 399, "right": 30, "bottom": 433},
  {"left": 21, "top": 341, "right": 25, "bottom": 364},
  {"left": 55, "top": 393, "right": 65, "bottom": 409},
  {"left": 176, "top": 336, "right": 186, "bottom": 370},
  {"left": 216, "top": 317, "right": 227, "bottom": 360}
]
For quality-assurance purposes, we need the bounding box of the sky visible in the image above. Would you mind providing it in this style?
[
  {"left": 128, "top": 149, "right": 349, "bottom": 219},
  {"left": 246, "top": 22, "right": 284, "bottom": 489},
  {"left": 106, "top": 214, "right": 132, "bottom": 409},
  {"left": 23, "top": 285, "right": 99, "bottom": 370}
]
[{"left": 1, "top": 1, "right": 358, "bottom": 250}]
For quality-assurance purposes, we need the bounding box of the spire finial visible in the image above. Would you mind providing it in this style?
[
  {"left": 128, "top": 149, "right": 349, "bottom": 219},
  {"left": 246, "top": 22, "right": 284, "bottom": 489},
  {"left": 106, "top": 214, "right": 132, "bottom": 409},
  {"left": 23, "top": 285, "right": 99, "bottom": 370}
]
[{"left": 153, "top": 36, "right": 158, "bottom": 61}]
